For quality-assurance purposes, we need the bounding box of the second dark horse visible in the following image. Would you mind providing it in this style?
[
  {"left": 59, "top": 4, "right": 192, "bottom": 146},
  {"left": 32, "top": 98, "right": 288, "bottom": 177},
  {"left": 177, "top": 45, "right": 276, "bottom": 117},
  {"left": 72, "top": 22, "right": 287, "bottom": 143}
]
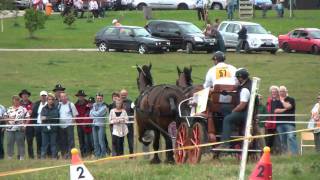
[{"left": 135, "top": 64, "right": 185, "bottom": 164}]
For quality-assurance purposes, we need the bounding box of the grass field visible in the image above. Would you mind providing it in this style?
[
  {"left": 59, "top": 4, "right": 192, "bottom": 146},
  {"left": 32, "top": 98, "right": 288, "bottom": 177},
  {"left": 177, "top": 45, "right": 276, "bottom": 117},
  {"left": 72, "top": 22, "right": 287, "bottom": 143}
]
[
  {"left": 0, "top": 10, "right": 320, "bottom": 48},
  {"left": 0, "top": 9, "right": 320, "bottom": 180}
]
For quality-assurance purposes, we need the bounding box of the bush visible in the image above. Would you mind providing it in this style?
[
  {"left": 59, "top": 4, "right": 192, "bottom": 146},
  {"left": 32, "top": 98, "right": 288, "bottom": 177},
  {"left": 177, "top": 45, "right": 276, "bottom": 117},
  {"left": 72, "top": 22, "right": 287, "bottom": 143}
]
[
  {"left": 24, "top": 9, "right": 46, "bottom": 38},
  {"left": 63, "top": 11, "right": 76, "bottom": 28}
]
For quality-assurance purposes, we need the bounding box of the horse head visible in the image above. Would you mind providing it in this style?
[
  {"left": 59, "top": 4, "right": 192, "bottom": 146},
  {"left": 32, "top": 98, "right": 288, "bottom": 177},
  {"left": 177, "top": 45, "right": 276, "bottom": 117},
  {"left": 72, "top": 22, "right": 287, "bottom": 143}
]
[
  {"left": 176, "top": 66, "right": 193, "bottom": 88},
  {"left": 136, "top": 63, "right": 153, "bottom": 93}
]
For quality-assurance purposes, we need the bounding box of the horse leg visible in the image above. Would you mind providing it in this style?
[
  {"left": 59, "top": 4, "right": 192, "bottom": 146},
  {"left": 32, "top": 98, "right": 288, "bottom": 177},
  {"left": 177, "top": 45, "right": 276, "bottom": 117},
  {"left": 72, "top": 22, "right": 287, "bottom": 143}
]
[
  {"left": 164, "top": 132, "right": 175, "bottom": 164},
  {"left": 150, "top": 130, "right": 161, "bottom": 164}
]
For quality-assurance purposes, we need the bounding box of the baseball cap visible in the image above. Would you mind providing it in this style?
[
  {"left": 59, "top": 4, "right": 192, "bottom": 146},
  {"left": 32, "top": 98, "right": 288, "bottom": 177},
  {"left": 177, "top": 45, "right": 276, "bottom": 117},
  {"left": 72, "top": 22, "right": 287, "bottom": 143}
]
[{"left": 40, "top": 91, "right": 48, "bottom": 96}]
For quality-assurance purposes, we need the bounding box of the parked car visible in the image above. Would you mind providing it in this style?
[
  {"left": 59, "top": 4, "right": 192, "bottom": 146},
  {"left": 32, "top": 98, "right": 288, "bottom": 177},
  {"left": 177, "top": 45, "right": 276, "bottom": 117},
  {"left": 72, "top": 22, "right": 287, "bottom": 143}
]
[
  {"left": 254, "top": 0, "right": 273, "bottom": 9},
  {"left": 14, "top": 0, "right": 31, "bottom": 10},
  {"left": 132, "top": 0, "right": 196, "bottom": 10},
  {"left": 218, "top": 21, "right": 278, "bottom": 54},
  {"left": 278, "top": 28, "right": 320, "bottom": 55},
  {"left": 145, "top": 20, "right": 216, "bottom": 53},
  {"left": 207, "top": 0, "right": 227, "bottom": 10},
  {"left": 94, "top": 26, "right": 170, "bottom": 54}
]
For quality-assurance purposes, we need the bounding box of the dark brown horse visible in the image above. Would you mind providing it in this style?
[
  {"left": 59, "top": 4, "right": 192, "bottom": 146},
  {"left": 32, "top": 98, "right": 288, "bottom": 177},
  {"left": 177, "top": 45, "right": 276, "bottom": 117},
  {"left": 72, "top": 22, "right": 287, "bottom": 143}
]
[
  {"left": 176, "top": 66, "right": 203, "bottom": 97},
  {"left": 135, "top": 64, "right": 186, "bottom": 164}
]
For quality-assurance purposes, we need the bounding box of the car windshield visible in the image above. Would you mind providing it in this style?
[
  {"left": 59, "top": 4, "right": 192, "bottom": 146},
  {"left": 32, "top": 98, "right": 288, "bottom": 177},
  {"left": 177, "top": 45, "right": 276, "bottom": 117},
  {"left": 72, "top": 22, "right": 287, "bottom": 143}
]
[
  {"left": 179, "top": 23, "right": 202, "bottom": 34},
  {"left": 134, "top": 28, "right": 151, "bottom": 37},
  {"left": 244, "top": 25, "right": 268, "bottom": 34},
  {"left": 309, "top": 30, "right": 320, "bottom": 39}
]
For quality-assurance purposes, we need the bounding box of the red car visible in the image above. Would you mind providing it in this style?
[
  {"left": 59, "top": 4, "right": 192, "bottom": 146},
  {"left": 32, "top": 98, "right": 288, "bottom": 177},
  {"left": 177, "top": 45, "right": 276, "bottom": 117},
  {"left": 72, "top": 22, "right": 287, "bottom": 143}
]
[{"left": 278, "top": 28, "right": 320, "bottom": 55}]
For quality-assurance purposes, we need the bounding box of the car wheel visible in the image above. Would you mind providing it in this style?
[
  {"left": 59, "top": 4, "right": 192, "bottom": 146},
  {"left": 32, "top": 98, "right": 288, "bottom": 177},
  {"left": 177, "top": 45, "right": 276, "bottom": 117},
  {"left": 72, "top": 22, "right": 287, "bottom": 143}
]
[
  {"left": 244, "top": 42, "right": 251, "bottom": 53},
  {"left": 177, "top": 3, "right": 188, "bottom": 10},
  {"left": 138, "top": 44, "right": 148, "bottom": 54},
  {"left": 137, "top": 3, "right": 146, "bottom": 10},
  {"left": 282, "top": 43, "right": 291, "bottom": 53},
  {"left": 311, "top": 45, "right": 319, "bottom": 55},
  {"left": 186, "top": 42, "right": 193, "bottom": 54},
  {"left": 270, "top": 50, "right": 277, "bottom": 54},
  {"left": 211, "top": 3, "right": 222, "bottom": 10},
  {"left": 98, "top": 42, "right": 108, "bottom": 52}
]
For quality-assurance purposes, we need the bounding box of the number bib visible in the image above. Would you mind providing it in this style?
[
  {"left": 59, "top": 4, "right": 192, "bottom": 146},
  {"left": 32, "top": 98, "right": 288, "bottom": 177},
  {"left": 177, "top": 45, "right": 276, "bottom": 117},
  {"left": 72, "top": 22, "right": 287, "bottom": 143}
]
[{"left": 215, "top": 67, "right": 231, "bottom": 79}]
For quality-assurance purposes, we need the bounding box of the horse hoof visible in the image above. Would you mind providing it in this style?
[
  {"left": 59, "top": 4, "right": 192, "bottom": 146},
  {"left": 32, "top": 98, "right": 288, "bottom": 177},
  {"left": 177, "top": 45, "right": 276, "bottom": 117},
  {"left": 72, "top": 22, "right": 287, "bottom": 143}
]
[{"left": 150, "top": 158, "right": 161, "bottom": 164}]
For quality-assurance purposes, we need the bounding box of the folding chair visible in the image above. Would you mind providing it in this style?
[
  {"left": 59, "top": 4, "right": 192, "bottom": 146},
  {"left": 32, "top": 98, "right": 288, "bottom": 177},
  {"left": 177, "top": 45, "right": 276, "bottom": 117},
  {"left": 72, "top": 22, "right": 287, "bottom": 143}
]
[{"left": 300, "top": 131, "right": 315, "bottom": 155}]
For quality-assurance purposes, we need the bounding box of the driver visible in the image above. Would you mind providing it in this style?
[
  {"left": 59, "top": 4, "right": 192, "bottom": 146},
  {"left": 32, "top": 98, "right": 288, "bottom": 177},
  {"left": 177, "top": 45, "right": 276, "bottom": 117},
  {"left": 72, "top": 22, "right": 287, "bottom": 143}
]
[
  {"left": 203, "top": 51, "right": 238, "bottom": 89},
  {"left": 220, "top": 68, "right": 252, "bottom": 148}
]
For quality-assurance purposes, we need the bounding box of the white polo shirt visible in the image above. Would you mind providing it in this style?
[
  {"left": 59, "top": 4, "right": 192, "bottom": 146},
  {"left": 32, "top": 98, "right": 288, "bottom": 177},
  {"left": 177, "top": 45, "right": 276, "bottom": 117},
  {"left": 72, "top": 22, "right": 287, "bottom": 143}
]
[{"left": 203, "top": 62, "right": 238, "bottom": 88}]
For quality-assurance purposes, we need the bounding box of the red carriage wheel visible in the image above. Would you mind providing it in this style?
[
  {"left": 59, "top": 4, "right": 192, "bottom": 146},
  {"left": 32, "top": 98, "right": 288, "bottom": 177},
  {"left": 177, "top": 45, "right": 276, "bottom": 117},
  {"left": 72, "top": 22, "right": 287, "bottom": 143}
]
[
  {"left": 188, "top": 122, "right": 205, "bottom": 164},
  {"left": 174, "top": 122, "right": 190, "bottom": 164}
]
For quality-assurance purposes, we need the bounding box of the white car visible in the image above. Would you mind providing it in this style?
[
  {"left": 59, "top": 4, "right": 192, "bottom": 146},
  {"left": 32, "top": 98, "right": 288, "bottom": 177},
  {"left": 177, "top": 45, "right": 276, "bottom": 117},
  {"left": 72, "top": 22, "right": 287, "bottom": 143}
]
[
  {"left": 207, "top": 0, "right": 227, "bottom": 10},
  {"left": 218, "top": 21, "right": 278, "bottom": 54},
  {"left": 132, "top": 0, "right": 196, "bottom": 10}
]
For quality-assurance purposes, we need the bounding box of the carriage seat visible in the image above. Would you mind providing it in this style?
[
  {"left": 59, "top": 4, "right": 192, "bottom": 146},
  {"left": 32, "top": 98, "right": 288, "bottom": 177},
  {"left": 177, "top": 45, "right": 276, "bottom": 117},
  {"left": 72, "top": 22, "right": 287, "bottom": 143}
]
[{"left": 208, "top": 84, "right": 239, "bottom": 113}]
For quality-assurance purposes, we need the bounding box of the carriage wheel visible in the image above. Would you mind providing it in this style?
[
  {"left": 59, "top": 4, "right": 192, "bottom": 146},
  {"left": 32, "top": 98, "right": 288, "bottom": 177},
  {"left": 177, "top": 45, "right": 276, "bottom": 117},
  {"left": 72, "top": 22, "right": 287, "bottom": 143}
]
[
  {"left": 188, "top": 122, "right": 205, "bottom": 164},
  {"left": 174, "top": 122, "right": 189, "bottom": 164}
]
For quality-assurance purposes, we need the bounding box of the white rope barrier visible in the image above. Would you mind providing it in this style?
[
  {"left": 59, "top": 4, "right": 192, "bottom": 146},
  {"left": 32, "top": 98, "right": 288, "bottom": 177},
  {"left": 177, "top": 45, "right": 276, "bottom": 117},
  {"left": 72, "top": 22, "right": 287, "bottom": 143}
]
[
  {"left": 0, "top": 121, "right": 135, "bottom": 128},
  {"left": 0, "top": 116, "right": 135, "bottom": 122}
]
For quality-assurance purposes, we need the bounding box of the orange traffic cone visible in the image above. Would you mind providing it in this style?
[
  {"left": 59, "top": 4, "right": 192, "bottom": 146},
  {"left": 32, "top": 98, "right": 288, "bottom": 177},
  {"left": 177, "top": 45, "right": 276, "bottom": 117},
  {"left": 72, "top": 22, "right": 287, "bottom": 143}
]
[
  {"left": 249, "top": 146, "right": 272, "bottom": 180},
  {"left": 71, "top": 148, "right": 82, "bottom": 165},
  {"left": 70, "top": 148, "right": 94, "bottom": 180}
]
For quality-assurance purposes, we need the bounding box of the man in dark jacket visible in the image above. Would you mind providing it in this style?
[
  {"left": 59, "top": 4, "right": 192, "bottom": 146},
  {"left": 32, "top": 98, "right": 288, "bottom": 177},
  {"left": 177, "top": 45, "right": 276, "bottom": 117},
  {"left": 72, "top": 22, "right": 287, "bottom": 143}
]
[
  {"left": 236, "top": 26, "right": 247, "bottom": 53},
  {"left": 40, "top": 93, "right": 59, "bottom": 159},
  {"left": 120, "top": 89, "right": 134, "bottom": 155},
  {"left": 31, "top": 90, "right": 48, "bottom": 159}
]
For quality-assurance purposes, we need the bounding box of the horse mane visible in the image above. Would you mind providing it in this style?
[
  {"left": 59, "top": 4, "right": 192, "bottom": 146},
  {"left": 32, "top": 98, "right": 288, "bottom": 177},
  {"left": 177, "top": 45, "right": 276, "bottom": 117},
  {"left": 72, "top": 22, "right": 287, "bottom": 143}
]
[{"left": 183, "top": 67, "right": 193, "bottom": 86}]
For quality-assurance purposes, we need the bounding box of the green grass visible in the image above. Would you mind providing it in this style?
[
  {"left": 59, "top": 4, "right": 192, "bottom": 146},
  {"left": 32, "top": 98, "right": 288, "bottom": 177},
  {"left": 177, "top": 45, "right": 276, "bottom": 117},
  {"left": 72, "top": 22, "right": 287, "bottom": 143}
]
[
  {"left": 0, "top": 9, "right": 320, "bottom": 180},
  {"left": 0, "top": 10, "right": 320, "bottom": 48}
]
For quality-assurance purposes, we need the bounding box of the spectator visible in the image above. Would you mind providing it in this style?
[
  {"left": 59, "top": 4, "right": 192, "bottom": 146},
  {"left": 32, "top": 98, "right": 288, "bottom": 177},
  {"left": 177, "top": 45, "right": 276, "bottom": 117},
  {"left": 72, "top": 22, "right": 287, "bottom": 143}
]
[
  {"left": 40, "top": 93, "right": 59, "bottom": 159},
  {"left": 120, "top": 89, "right": 134, "bottom": 155},
  {"left": 261, "top": 2, "right": 268, "bottom": 18},
  {"left": 236, "top": 26, "right": 247, "bottom": 53},
  {"left": 0, "top": 104, "right": 6, "bottom": 159},
  {"left": 275, "top": 86, "right": 298, "bottom": 155},
  {"left": 108, "top": 92, "right": 120, "bottom": 156},
  {"left": 211, "top": 28, "right": 225, "bottom": 52},
  {"left": 89, "top": 0, "right": 99, "bottom": 19},
  {"left": 112, "top": 19, "right": 122, "bottom": 26},
  {"left": 203, "top": 23, "right": 213, "bottom": 37},
  {"left": 98, "top": 0, "right": 106, "bottom": 18},
  {"left": 195, "top": 0, "right": 205, "bottom": 21},
  {"left": 310, "top": 93, "right": 320, "bottom": 152},
  {"left": 74, "top": 0, "right": 85, "bottom": 18},
  {"left": 212, "top": 18, "right": 220, "bottom": 30},
  {"left": 75, "top": 90, "right": 93, "bottom": 157},
  {"left": 90, "top": 92, "right": 109, "bottom": 158},
  {"left": 276, "top": 0, "right": 284, "bottom": 18},
  {"left": 109, "top": 100, "right": 128, "bottom": 156},
  {"left": 31, "top": 91, "right": 48, "bottom": 159},
  {"left": 19, "top": 89, "right": 34, "bottom": 159},
  {"left": 6, "top": 95, "right": 29, "bottom": 160},
  {"left": 265, "top": 85, "right": 282, "bottom": 154},
  {"left": 52, "top": 84, "right": 66, "bottom": 105},
  {"left": 257, "top": 94, "right": 267, "bottom": 147},
  {"left": 227, "top": 0, "right": 234, "bottom": 20},
  {"left": 62, "top": 0, "right": 74, "bottom": 16},
  {"left": 58, "top": 92, "right": 78, "bottom": 159}
]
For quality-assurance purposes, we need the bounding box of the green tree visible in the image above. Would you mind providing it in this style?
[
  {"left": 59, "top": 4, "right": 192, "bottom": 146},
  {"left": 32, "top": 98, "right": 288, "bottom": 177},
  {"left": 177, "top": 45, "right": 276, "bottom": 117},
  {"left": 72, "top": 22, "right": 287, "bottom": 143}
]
[
  {"left": 63, "top": 11, "right": 76, "bottom": 28},
  {"left": 24, "top": 8, "right": 46, "bottom": 38}
]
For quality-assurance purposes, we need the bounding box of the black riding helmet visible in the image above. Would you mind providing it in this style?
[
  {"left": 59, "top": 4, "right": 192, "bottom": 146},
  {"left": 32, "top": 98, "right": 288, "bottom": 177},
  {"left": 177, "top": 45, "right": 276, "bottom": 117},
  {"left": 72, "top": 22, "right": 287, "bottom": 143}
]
[
  {"left": 212, "top": 51, "right": 225, "bottom": 62},
  {"left": 235, "top": 68, "right": 249, "bottom": 79}
]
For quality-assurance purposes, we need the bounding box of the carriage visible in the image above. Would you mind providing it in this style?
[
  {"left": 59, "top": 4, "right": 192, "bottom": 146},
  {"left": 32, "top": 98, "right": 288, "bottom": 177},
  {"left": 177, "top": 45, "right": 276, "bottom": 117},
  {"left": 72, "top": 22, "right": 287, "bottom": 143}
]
[{"left": 174, "top": 78, "right": 263, "bottom": 164}]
